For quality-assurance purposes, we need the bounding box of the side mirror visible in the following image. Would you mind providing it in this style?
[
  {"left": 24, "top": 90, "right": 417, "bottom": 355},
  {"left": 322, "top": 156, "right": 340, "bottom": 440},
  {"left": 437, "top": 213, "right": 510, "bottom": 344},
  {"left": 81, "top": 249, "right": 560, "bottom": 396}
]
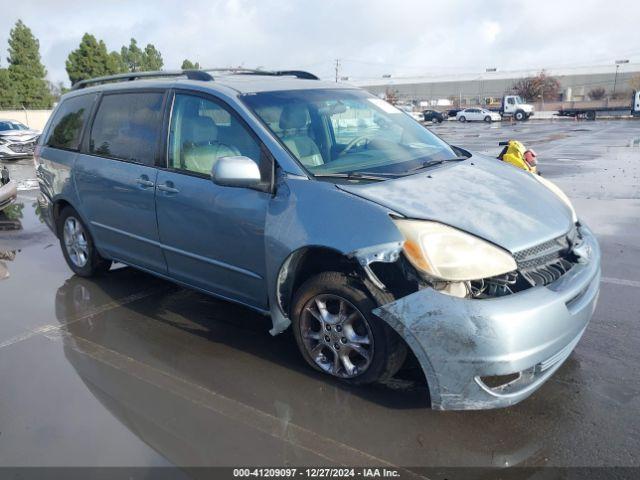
[{"left": 211, "top": 156, "right": 261, "bottom": 188}]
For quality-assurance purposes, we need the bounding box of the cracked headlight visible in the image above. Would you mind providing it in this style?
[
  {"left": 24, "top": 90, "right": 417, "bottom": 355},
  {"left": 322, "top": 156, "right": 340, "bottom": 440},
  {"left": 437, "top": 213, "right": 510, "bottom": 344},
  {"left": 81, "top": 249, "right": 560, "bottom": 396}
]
[
  {"left": 534, "top": 175, "right": 578, "bottom": 223},
  {"left": 393, "top": 219, "right": 517, "bottom": 281}
]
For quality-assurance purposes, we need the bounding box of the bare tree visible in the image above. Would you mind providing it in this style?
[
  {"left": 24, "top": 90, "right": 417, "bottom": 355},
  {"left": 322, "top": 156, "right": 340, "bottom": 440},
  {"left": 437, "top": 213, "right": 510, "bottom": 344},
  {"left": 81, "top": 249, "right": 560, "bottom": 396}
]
[
  {"left": 512, "top": 71, "right": 560, "bottom": 101},
  {"left": 384, "top": 88, "right": 399, "bottom": 105},
  {"left": 588, "top": 87, "right": 606, "bottom": 100},
  {"left": 629, "top": 74, "right": 640, "bottom": 92}
]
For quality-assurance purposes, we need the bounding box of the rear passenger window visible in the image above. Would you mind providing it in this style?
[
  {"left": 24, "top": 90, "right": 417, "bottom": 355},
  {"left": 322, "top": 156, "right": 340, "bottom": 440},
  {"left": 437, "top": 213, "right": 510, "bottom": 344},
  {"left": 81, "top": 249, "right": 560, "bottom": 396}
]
[
  {"left": 45, "top": 94, "right": 96, "bottom": 150},
  {"left": 89, "top": 92, "right": 164, "bottom": 165}
]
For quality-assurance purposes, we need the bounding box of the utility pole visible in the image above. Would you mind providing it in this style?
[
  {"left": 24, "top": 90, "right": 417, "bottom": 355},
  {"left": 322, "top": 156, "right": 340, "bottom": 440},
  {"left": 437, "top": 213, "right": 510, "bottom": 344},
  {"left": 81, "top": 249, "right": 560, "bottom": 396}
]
[
  {"left": 613, "top": 59, "right": 629, "bottom": 97},
  {"left": 334, "top": 59, "right": 340, "bottom": 83}
]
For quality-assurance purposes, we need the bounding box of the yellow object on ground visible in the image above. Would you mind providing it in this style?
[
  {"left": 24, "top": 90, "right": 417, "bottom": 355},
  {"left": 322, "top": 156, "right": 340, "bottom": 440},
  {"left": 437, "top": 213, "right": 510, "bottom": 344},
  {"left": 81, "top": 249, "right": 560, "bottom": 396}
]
[{"left": 501, "top": 140, "right": 537, "bottom": 173}]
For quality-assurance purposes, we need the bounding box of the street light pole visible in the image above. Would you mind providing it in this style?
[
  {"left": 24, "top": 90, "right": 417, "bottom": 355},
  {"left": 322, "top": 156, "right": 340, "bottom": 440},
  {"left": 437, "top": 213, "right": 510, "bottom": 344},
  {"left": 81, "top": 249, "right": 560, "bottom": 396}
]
[{"left": 613, "top": 59, "right": 630, "bottom": 97}]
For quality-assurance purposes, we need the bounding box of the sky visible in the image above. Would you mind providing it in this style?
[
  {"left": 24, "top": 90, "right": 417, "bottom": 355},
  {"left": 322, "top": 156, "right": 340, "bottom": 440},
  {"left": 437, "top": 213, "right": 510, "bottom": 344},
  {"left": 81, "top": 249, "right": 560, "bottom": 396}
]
[{"left": 1, "top": 0, "right": 639, "bottom": 86}]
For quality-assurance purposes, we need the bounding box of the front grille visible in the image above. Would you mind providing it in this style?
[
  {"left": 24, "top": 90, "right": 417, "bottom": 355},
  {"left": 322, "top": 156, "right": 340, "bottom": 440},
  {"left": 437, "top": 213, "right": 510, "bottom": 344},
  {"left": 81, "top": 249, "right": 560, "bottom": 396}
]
[
  {"left": 514, "top": 228, "right": 579, "bottom": 287},
  {"left": 8, "top": 141, "right": 36, "bottom": 154}
]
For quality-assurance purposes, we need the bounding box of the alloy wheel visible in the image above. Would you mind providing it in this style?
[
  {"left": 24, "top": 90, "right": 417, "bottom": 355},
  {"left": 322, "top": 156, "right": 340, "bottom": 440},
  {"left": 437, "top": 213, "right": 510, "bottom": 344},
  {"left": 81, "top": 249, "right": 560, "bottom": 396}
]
[
  {"left": 300, "top": 293, "right": 374, "bottom": 378},
  {"left": 63, "top": 216, "right": 89, "bottom": 268}
]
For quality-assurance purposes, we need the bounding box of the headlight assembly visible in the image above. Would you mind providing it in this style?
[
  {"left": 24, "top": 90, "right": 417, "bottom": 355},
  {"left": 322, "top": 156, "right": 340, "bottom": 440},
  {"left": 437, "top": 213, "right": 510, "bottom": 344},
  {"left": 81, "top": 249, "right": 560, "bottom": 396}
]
[
  {"left": 534, "top": 175, "right": 578, "bottom": 224},
  {"left": 393, "top": 219, "right": 517, "bottom": 282}
]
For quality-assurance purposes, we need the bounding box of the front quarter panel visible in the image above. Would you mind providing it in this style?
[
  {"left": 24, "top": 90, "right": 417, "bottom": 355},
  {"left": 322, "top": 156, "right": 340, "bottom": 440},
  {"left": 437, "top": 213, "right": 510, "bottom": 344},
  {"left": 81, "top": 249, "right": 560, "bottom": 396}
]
[{"left": 265, "top": 175, "right": 404, "bottom": 333}]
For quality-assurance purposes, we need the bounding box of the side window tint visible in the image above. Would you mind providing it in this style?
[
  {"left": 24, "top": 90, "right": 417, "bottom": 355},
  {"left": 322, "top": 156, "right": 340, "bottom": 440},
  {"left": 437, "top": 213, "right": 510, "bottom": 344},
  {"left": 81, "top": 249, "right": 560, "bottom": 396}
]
[
  {"left": 89, "top": 92, "right": 164, "bottom": 165},
  {"left": 168, "top": 94, "right": 262, "bottom": 176},
  {"left": 45, "top": 94, "right": 96, "bottom": 150}
]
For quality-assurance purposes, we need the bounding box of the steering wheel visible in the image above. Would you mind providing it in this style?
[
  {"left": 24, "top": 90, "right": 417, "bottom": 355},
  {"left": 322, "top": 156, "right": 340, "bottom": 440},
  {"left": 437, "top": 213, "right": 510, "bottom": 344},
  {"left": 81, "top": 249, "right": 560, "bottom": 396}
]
[{"left": 341, "top": 136, "right": 371, "bottom": 155}]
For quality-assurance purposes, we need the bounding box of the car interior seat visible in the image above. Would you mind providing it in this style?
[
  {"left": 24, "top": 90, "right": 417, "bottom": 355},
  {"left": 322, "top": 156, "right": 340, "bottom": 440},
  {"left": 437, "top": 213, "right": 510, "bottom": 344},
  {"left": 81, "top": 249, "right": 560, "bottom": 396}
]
[
  {"left": 278, "top": 104, "right": 324, "bottom": 168},
  {"left": 180, "top": 103, "right": 239, "bottom": 175}
]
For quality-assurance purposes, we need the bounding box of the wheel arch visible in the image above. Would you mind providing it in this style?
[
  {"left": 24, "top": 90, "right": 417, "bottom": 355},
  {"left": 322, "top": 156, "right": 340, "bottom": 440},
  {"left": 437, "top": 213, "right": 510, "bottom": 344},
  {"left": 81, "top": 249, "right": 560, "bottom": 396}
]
[{"left": 276, "top": 246, "right": 364, "bottom": 321}]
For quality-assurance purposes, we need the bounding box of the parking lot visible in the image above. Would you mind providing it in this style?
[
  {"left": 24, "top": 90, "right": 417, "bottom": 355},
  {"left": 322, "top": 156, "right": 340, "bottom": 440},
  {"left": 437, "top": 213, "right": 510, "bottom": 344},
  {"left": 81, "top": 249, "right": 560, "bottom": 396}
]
[{"left": 0, "top": 119, "right": 639, "bottom": 470}]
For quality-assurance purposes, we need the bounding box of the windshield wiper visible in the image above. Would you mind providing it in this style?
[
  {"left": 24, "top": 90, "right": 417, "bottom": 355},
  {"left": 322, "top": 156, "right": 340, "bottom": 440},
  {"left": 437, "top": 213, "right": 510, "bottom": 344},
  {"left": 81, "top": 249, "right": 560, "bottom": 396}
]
[
  {"left": 312, "top": 171, "right": 400, "bottom": 181},
  {"left": 407, "top": 156, "right": 468, "bottom": 173}
]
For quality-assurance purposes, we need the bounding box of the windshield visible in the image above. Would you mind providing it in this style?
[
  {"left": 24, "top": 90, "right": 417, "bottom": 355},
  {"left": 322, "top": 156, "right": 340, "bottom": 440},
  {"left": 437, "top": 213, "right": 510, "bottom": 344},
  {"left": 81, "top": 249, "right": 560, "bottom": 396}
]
[
  {"left": 0, "top": 121, "right": 28, "bottom": 131},
  {"left": 242, "top": 89, "right": 459, "bottom": 178}
]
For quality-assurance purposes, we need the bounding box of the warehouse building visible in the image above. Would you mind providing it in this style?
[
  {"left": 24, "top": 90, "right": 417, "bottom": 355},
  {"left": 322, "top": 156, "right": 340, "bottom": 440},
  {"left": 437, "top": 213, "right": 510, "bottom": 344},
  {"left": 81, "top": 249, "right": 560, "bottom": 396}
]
[{"left": 352, "top": 63, "right": 640, "bottom": 107}]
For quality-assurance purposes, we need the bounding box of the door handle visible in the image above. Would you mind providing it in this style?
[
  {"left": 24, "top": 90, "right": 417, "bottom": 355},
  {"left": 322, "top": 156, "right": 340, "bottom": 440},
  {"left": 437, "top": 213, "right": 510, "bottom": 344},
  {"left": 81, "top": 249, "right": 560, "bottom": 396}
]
[
  {"left": 136, "top": 176, "right": 155, "bottom": 188},
  {"left": 157, "top": 182, "right": 180, "bottom": 194}
]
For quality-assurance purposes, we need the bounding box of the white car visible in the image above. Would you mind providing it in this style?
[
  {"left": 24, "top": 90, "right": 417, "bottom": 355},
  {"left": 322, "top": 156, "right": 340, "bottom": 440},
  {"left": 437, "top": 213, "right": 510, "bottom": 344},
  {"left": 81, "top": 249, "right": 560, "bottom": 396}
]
[
  {"left": 456, "top": 108, "right": 502, "bottom": 123},
  {"left": 0, "top": 120, "right": 40, "bottom": 160}
]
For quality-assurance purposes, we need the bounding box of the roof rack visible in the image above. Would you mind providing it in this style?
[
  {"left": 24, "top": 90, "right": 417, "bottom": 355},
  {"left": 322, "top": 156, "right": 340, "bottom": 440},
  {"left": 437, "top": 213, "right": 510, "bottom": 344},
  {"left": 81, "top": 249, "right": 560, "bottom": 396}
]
[
  {"left": 205, "top": 68, "right": 319, "bottom": 80},
  {"left": 71, "top": 70, "right": 213, "bottom": 90},
  {"left": 70, "top": 67, "right": 319, "bottom": 91}
]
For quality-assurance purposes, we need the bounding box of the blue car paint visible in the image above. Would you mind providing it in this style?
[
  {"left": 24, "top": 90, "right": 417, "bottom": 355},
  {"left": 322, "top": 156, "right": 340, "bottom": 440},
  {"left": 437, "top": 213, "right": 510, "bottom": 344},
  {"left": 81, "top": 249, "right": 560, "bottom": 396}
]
[
  {"left": 36, "top": 75, "right": 601, "bottom": 410},
  {"left": 338, "top": 153, "right": 574, "bottom": 253}
]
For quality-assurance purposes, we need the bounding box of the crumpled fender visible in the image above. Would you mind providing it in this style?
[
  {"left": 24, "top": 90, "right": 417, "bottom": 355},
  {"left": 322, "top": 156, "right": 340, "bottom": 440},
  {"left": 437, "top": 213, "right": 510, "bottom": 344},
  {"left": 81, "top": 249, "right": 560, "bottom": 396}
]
[{"left": 265, "top": 174, "right": 404, "bottom": 334}]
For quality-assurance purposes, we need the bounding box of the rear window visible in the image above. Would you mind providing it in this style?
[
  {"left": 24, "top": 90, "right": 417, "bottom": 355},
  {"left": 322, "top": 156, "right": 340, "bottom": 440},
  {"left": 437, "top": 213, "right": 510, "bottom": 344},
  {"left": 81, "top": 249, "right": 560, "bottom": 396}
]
[
  {"left": 45, "top": 94, "right": 96, "bottom": 150},
  {"left": 89, "top": 92, "right": 164, "bottom": 165}
]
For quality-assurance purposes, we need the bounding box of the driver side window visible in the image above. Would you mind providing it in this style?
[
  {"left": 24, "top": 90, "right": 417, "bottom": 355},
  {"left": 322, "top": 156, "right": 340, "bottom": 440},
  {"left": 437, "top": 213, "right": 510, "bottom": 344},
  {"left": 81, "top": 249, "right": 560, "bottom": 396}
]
[{"left": 168, "top": 94, "right": 262, "bottom": 175}]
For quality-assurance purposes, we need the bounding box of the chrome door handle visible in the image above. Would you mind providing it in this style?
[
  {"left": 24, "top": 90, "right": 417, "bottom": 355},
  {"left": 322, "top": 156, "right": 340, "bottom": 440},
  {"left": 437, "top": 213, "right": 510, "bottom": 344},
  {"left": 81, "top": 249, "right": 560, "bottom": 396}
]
[
  {"left": 136, "top": 177, "right": 155, "bottom": 188},
  {"left": 157, "top": 183, "right": 180, "bottom": 194}
]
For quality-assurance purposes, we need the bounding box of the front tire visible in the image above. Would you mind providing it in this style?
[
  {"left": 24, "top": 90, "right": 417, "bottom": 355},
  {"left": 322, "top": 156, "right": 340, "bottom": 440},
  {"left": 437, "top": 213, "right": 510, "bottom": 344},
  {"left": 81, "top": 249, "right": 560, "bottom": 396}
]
[
  {"left": 57, "top": 207, "right": 111, "bottom": 277},
  {"left": 484, "top": 116, "right": 492, "bottom": 123},
  {"left": 291, "top": 271, "right": 407, "bottom": 385},
  {"left": 514, "top": 110, "right": 525, "bottom": 121}
]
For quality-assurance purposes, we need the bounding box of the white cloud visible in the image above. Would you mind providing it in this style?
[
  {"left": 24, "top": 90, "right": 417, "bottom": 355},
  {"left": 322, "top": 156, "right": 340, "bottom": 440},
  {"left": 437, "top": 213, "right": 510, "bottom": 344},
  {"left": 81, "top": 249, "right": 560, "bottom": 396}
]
[
  {"left": 481, "top": 21, "right": 501, "bottom": 43},
  {"left": 0, "top": 0, "right": 638, "bottom": 85}
]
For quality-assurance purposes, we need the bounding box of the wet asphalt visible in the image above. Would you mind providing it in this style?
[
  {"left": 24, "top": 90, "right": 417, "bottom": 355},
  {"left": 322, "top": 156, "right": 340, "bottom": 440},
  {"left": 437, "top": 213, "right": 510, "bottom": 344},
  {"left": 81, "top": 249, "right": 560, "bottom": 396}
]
[{"left": 0, "top": 119, "right": 639, "bottom": 469}]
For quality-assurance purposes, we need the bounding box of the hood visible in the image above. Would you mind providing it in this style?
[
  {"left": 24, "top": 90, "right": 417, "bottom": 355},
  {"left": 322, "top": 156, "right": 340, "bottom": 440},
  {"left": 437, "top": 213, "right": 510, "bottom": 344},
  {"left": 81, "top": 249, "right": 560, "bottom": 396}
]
[
  {"left": 0, "top": 129, "right": 40, "bottom": 141},
  {"left": 337, "top": 155, "right": 574, "bottom": 253}
]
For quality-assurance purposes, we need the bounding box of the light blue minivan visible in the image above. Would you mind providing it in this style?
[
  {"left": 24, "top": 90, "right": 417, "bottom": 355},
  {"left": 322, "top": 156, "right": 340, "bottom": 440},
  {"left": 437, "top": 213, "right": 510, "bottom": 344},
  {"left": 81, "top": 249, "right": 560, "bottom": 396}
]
[{"left": 37, "top": 69, "right": 600, "bottom": 410}]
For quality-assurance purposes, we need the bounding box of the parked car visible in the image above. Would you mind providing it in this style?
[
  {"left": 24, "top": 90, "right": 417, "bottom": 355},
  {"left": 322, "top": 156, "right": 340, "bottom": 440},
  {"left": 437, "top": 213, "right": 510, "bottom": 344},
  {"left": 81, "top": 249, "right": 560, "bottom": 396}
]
[
  {"left": 447, "top": 108, "right": 462, "bottom": 117},
  {"left": 0, "top": 120, "right": 40, "bottom": 160},
  {"left": 456, "top": 108, "right": 502, "bottom": 123},
  {"left": 0, "top": 166, "right": 17, "bottom": 211},
  {"left": 37, "top": 69, "right": 600, "bottom": 410},
  {"left": 422, "top": 109, "right": 446, "bottom": 123},
  {"left": 397, "top": 104, "right": 424, "bottom": 122}
]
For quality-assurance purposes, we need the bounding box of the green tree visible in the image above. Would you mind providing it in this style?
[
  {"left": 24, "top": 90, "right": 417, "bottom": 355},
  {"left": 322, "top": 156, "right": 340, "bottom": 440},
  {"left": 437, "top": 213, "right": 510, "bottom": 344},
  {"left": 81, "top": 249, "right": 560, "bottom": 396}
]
[
  {"left": 0, "top": 68, "right": 18, "bottom": 108},
  {"left": 65, "top": 33, "right": 126, "bottom": 85},
  {"left": 120, "top": 38, "right": 163, "bottom": 72},
  {"left": 120, "top": 38, "right": 144, "bottom": 71},
  {"left": 181, "top": 59, "right": 200, "bottom": 70},
  {"left": 108, "top": 50, "right": 127, "bottom": 73},
  {"left": 142, "top": 44, "right": 163, "bottom": 71},
  {"left": 6, "top": 20, "right": 52, "bottom": 108}
]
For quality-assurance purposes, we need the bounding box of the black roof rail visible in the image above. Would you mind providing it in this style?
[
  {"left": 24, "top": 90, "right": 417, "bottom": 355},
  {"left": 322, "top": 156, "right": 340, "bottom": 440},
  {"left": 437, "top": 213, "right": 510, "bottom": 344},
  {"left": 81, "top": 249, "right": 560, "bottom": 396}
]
[
  {"left": 271, "top": 70, "right": 319, "bottom": 80},
  {"left": 70, "top": 70, "right": 214, "bottom": 90},
  {"left": 201, "top": 68, "right": 319, "bottom": 80}
]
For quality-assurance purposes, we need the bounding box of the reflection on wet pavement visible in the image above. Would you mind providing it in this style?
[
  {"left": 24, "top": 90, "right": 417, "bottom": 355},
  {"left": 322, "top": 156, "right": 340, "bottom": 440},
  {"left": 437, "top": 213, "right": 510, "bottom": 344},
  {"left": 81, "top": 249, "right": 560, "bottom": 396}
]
[{"left": 1, "top": 120, "right": 639, "bottom": 468}]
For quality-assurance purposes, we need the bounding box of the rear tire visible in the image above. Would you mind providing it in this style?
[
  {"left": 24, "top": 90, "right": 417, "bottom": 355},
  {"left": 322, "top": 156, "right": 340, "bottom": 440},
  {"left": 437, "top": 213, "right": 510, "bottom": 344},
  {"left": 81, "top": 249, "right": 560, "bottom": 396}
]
[
  {"left": 586, "top": 111, "right": 596, "bottom": 121},
  {"left": 458, "top": 116, "right": 466, "bottom": 122},
  {"left": 291, "top": 271, "right": 407, "bottom": 385},
  {"left": 57, "top": 206, "right": 111, "bottom": 277}
]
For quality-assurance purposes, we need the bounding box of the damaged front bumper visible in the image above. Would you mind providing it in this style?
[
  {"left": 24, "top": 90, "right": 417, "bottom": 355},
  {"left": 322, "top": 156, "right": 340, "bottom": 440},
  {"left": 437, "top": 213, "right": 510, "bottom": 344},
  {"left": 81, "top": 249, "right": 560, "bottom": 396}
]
[{"left": 374, "top": 225, "right": 600, "bottom": 410}]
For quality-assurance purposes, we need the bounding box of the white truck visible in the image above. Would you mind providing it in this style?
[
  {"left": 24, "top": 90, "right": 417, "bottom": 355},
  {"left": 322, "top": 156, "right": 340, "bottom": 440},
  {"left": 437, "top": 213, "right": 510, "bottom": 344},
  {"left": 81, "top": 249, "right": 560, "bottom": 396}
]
[{"left": 498, "top": 95, "right": 535, "bottom": 121}]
